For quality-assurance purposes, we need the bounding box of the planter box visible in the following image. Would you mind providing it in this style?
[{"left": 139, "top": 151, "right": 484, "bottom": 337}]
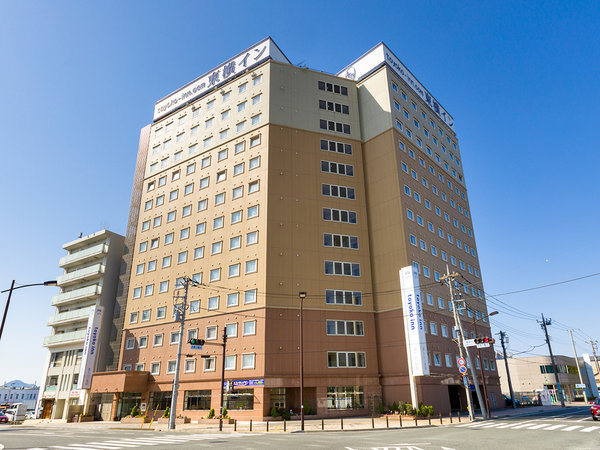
[
  {"left": 156, "top": 417, "right": 190, "bottom": 424},
  {"left": 289, "top": 415, "right": 318, "bottom": 420},
  {"left": 120, "top": 417, "right": 150, "bottom": 424},
  {"left": 195, "top": 418, "right": 235, "bottom": 424},
  {"left": 79, "top": 416, "right": 94, "bottom": 423}
]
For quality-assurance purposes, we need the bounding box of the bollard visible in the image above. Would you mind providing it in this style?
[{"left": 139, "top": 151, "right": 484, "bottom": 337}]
[
  {"left": 399, "top": 414, "right": 402, "bottom": 428},
  {"left": 458, "top": 411, "right": 461, "bottom": 423},
  {"left": 415, "top": 416, "right": 418, "bottom": 427},
  {"left": 321, "top": 418, "right": 324, "bottom": 430},
  {"left": 372, "top": 416, "right": 375, "bottom": 429},
  {"left": 341, "top": 417, "right": 344, "bottom": 430},
  {"left": 266, "top": 420, "right": 269, "bottom": 432},
  {"left": 250, "top": 419, "right": 252, "bottom": 432},
  {"left": 386, "top": 416, "right": 389, "bottom": 428},
  {"left": 234, "top": 419, "right": 237, "bottom": 432},
  {"left": 428, "top": 415, "right": 431, "bottom": 425},
  {"left": 440, "top": 413, "right": 443, "bottom": 425},
  {"left": 284, "top": 419, "right": 286, "bottom": 432},
  {"left": 450, "top": 412, "right": 453, "bottom": 424}
]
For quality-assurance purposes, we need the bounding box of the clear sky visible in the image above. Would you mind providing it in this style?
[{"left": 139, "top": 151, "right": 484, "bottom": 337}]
[{"left": 1, "top": 1, "right": 598, "bottom": 384}]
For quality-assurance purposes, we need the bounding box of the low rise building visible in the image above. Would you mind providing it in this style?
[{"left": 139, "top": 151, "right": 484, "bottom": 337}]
[
  {"left": 497, "top": 354, "right": 598, "bottom": 404},
  {"left": 38, "top": 230, "right": 124, "bottom": 420},
  {"left": 0, "top": 380, "right": 39, "bottom": 410}
]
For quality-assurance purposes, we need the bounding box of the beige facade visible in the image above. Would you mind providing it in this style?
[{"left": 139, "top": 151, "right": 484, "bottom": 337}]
[{"left": 90, "top": 39, "right": 501, "bottom": 420}]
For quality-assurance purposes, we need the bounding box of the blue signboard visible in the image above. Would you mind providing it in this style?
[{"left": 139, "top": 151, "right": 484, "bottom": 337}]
[{"left": 224, "top": 379, "right": 265, "bottom": 388}]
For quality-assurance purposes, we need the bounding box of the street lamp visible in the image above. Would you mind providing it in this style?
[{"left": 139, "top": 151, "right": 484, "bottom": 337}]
[
  {"left": 298, "top": 291, "right": 306, "bottom": 432},
  {"left": 472, "top": 310, "right": 498, "bottom": 417},
  {"left": 1, "top": 280, "right": 57, "bottom": 342}
]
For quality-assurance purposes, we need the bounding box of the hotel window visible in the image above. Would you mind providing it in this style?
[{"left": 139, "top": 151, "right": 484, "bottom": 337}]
[
  {"left": 158, "top": 281, "right": 169, "bottom": 293},
  {"left": 167, "top": 211, "right": 176, "bottom": 222},
  {"left": 164, "top": 233, "right": 174, "bottom": 245},
  {"left": 180, "top": 227, "right": 190, "bottom": 240},
  {"left": 236, "top": 121, "right": 246, "bottom": 132},
  {"left": 177, "top": 251, "right": 187, "bottom": 264},
  {"left": 197, "top": 199, "right": 208, "bottom": 211},
  {"left": 193, "top": 246, "right": 204, "bottom": 260},
  {"left": 182, "top": 205, "right": 191, "bottom": 217},
  {"left": 136, "top": 263, "right": 144, "bottom": 275},
  {"left": 184, "top": 359, "right": 196, "bottom": 374},
  {"left": 237, "top": 101, "right": 246, "bottom": 112},
  {"left": 233, "top": 162, "right": 244, "bottom": 176},
  {"left": 170, "top": 332, "right": 180, "bottom": 345},
  {"left": 323, "top": 233, "right": 358, "bottom": 249},
  {"left": 204, "top": 357, "right": 216, "bottom": 372},
  {"left": 150, "top": 362, "right": 160, "bottom": 375},
  {"left": 206, "top": 325, "right": 218, "bottom": 340},
  {"left": 252, "top": 93, "right": 262, "bottom": 105},
  {"left": 235, "top": 141, "right": 245, "bottom": 154},
  {"left": 250, "top": 136, "right": 261, "bottom": 147},
  {"left": 253, "top": 74, "right": 262, "bottom": 85},
  {"left": 238, "top": 82, "right": 247, "bottom": 93},
  {"left": 149, "top": 162, "right": 158, "bottom": 173},
  {"left": 245, "top": 259, "right": 258, "bottom": 274},
  {"left": 228, "top": 263, "right": 240, "bottom": 278},
  {"left": 144, "top": 200, "right": 152, "bottom": 211},
  {"left": 244, "top": 289, "right": 257, "bottom": 304},
  {"left": 251, "top": 114, "right": 261, "bottom": 125},
  {"left": 242, "top": 353, "right": 255, "bottom": 369},
  {"left": 249, "top": 156, "right": 260, "bottom": 169},
  {"left": 243, "top": 320, "right": 256, "bottom": 336},
  {"left": 142, "top": 309, "right": 151, "bottom": 322},
  {"left": 231, "top": 210, "right": 242, "bottom": 224},
  {"left": 248, "top": 205, "right": 259, "bottom": 218},
  {"left": 210, "top": 268, "right": 221, "bottom": 282},
  {"left": 220, "top": 129, "right": 228, "bottom": 140},
  {"left": 326, "top": 320, "right": 364, "bottom": 336},
  {"left": 213, "top": 216, "right": 224, "bottom": 229},
  {"left": 153, "top": 334, "right": 163, "bottom": 347},
  {"left": 201, "top": 155, "right": 211, "bottom": 168},
  {"left": 142, "top": 220, "right": 150, "bottom": 231},
  {"left": 166, "top": 361, "right": 177, "bottom": 374},
  {"left": 248, "top": 180, "right": 259, "bottom": 193},
  {"left": 322, "top": 183, "right": 355, "bottom": 199},
  {"left": 212, "top": 241, "right": 223, "bottom": 255},
  {"left": 225, "top": 356, "right": 236, "bottom": 371},
  {"left": 325, "top": 290, "right": 362, "bottom": 306},
  {"left": 129, "top": 311, "right": 138, "bottom": 323},
  {"left": 407, "top": 209, "right": 414, "bottom": 220},
  {"left": 153, "top": 216, "right": 162, "bottom": 227},
  {"left": 150, "top": 238, "right": 159, "bottom": 249},
  {"left": 138, "top": 336, "right": 148, "bottom": 349},
  {"left": 192, "top": 273, "right": 202, "bottom": 284},
  {"left": 147, "top": 260, "right": 156, "bottom": 271},
  {"left": 218, "top": 149, "right": 228, "bottom": 161},
  {"left": 156, "top": 195, "right": 164, "bottom": 206},
  {"left": 230, "top": 235, "right": 242, "bottom": 249},
  {"left": 189, "top": 300, "right": 200, "bottom": 314},
  {"left": 232, "top": 186, "right": 243, "bottom": 199},
  {"left": 227, "top": 293, "right": 239, "bottom": 308},
  {"left": 157, "top": 307, "right": 166, "bottom": 319},
  {"left": 184, "top": 183, "right": 194, "bottom": 195},
  {"left": 392, "top": 82, "right": 398, "bottom": 92}
]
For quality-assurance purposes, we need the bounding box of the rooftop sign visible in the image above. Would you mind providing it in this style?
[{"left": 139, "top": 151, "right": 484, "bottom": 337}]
[
  {"left": 154, "top": 37, "right": 290, "bottom": 121},
  {"left": 337, "top": 43, "right": 455, "bottom": 131}
]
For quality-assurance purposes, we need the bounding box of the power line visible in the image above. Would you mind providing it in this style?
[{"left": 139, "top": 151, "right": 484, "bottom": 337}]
[{"left": 491, "top": 272, "right": 600, "bottom": 297}]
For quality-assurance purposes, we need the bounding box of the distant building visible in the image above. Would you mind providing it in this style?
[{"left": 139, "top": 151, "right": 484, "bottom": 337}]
[
  {"left": 38, "top": 230, "right": 124, "bottom": 420},
  {"left": 0, "top": 380, "right": 39, "bottom": 410},
  {"left": 497, "top": 354, "right": 598, "bottom": 404}
]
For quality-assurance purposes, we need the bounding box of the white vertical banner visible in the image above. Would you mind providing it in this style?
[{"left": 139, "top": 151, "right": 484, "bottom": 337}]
[
  {"left": 78, "top": 305, "right": 104, "bottom": 390},
  {"left": 400, "top": 266, "right": 429, "bottom": 376}
]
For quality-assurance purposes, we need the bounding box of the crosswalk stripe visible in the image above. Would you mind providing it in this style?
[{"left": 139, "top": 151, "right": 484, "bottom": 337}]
[
  {"left": 580, "top": 426, "right": 600, "bottom": 432},
  {"left": 543, "top": 424, "right": 565, "bottom": 430},
  {"left": 512, "top": 423, "right": 538, "bottom": 429},
  {"left": 99, "top": 442, "right": 138, "bottom": 447},
  {"left": 496, "top": 421, "right": 527, "bottom": 429},
  {"left": 50, "top": 447, "right": 100, "bottom": 450},
  {"left": 480, "top": 422, "right": 507, "bottom": 428},
  {"left": 468, "top": 422, "right": 490, "bottom": 427},
  {"left": 113, "top": 440, "right": 157, "bottom": 446},
  {"left": 70, "top": 445, "right": 123, "bottom": 449},
  {"left": 525, "top": 424, "right": 551, "bottom": 430},
  {"left": 561, "top": 425, "right": 583, "bottom": 431}
]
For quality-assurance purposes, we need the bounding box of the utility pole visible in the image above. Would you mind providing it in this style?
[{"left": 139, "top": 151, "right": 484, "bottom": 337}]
[
  {"left": 471, "top": 312, "right": 491, "bottom": 416},
  {"left": 589, "top": 340, "right": 600, "bottom": 375},
  {"left": 539, "top": 314, "right": 565, "bottom": 407},
  {"left": 441, "top": 269, "right": 487, "bottom": 420},
  {"left": 498, "top": 331, "right": 516, "bottom": 408},
  {"left": 569, "top": 330, "right": 588, "bottom": 403},
  {"left": 169, "top": 278, "right": 191, "bottom": 430},
  {"left": 219, "top": 328, "right": 228, "bottom": 432}
]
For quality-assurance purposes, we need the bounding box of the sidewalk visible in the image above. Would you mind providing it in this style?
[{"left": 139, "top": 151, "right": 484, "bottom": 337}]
[{"left": 490, "top": 402, "right": 587, "bottom": 419}]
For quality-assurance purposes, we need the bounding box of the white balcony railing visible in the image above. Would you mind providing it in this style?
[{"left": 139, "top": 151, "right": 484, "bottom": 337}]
[
  {"left": 57, "top": 264, "right": 105, "bottom": 286},
  {"left": 47, "top": 307, "right": 92, "bottom": 326},
  {"left": 43, "top": 329, "right": 87, "bottom": 346},
  {"left": 59, "top": 243, "right": 108, "bottom": 268},
  {"left": 51, "top": 285, "right": 101, "bottom": 306}
]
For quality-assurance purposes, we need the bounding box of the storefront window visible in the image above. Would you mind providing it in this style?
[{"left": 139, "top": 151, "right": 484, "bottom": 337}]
[
  {"left": 224, "top": 388, "right": 254, "bottom": 410},
  {"left": 269, "top": 388, "right": 286, "bottom": 410},
  {"left": 149, "top": 391, "right": 172, "bottom": 410},
  {"left": 183, "top": 390, "right": 211, "bottom": 410},
  {"left": 327, "top": 386, "right": 364, "bottom": 410},
  {"left": 116, "top": 393, "right": 142, "bottom": 418}
]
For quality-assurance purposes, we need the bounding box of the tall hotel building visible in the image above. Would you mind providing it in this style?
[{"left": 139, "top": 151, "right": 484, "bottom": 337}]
[{"left": 90, "top": 38, "right": 501, "bottom": 419}]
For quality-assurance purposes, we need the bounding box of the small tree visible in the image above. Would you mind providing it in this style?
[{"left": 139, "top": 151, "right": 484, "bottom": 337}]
[
  {"left": 207, "top": 408, "right": 215, "bottom": 419},
  {"left": 271, "top": 406, "right": 280, "bottom": 418},
  {"left": 222, "top": 407, "right": 228, "bottom": 418},
  {"left": 131, "top": 405, "right": 140, "bottom": 417},
  {"left": 281, "top": 410, "right": 291, "bottom": 420},
  {"left": 391, "top": 401, "right": 398, "bottom": 412},
  {"left": 162, "top": 406, "right": 170, "bottom": 418}
]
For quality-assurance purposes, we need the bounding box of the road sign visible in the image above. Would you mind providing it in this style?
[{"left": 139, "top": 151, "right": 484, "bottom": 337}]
[
  {"left": 470, "top": 384, "right": 476, "bottom": 391},
  {"left": 463, "top": 376, "right": 469, "bottom": 386},
  {"left": 190, "top": 345, "right": 203, "bottom": 350},
  {"left": 459, "top": 365, "right": 468, "bottom": 374},
  {"left": 476, "top": 343, "right": 490, "bottom": 349},
  {"left": 464, "top": 339, "right": 476, "bottom": 347},
  {"left": 575, "top": 383, "right": 586, "bottom": 389},
  {"left": 457, "top": 357, "right": 466, "bottom": 366}
]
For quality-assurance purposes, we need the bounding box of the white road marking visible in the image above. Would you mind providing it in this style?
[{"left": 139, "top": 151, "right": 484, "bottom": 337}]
[
  {"left": 479, "top": 422, "right": 508, "bottom": 428},
  {"left": 543, "top": 424, "right": 566, "bottom": 430},
  {"left": 71, "top": 445, "right": 123, "bottom": 450},
  {"left": 580, "top": 426, "right": 600, "bottom": 432},
  {"left": 99, "top": 442, "right": 138, "bottom": 447},
  {"left": 512, "top": 422, "right": 539, "bottom": 429},
  {"left": 496, "top": 421, "right": 529, "bottom": 428},
  {"left": 113, "top": 440, "right": 157, "bottom": 446},
  {"left": 51, "top": 447, "right": 100, "bottom": 450},
  {"left": 561, "top": 425, "right": 583, "bottom": 431},
  {"left": 525, "top": 423, "right": 551, "bottom": 430}
]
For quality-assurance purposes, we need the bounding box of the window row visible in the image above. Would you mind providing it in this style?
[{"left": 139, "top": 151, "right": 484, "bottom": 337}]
[
  {"left": 319, "top": 99, "right": 350, "bottom": 114},
  {"left": 325, "top": 289, "right": 362, "bottom": 306},
  {"left": 324, "top": 260, "right": 360, "bottom": 277},
  {"left": 327, "top": 351, "right": 366, "bottom": 368},
  {"left": 326, "top": 320, "right": 364, "bottom": 336},
  {"left": 320, "top": 119, "right": 351, "bottom": 135},
  {"left": 323, "top": 232, "right": 359, "bottom": 249},
  {"left": 134, "top": 353, "right": 256, "bottom": 375},
  {"left": 320, "top": 139, "right": 353, "bottom": 155},
  {"left": 322, "top": 207, "right": 357, "bottom": 224},
  {"left": 318, "top": 81, "right": 349, "bottom": 96},
  {"left": 321, "top": 160, "right": 354, "bottom": 176},
  {"left": 322, "top": 183, "right": 355, "bottom": 199}
]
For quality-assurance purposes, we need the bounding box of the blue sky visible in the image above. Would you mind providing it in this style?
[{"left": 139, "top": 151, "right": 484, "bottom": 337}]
[{"left": 1, "top": 1, "right": 598, "bottom": 383}]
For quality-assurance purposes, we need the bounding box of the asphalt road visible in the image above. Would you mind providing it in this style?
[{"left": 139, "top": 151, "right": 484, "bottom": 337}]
[{"left": 0, "top": 407, "right": 596, "bottom": 450}]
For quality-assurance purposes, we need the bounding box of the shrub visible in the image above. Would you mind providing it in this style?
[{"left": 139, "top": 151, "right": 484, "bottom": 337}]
[
  {"left": 281, "top": 410, "right": 291, "bottom": 420},
  {"left": 391, "top": 401, "right": 398, "bottom": 412},
  {"left": 270, "top": 406, "right": 280, "bottom": 418},
  {"left": 207, "top": 408, "right": 215, "bottom": 419},
  {"left": 162, "top": 407, "right": 170, "bottom": 418},
  {"left": 131, "top": 405, "right": 140, "bottom": 417},
  {"left": 377, "top": 402, "right": 386, "bottom": 415},
  {"left": 222, "top": 407, "right": 228, "bottom": 418},
  {"left": 306, "top": 406, "right": 315, "bottom": 415}
]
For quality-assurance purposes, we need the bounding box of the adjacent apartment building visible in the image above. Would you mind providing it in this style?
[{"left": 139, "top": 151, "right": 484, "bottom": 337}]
[
  {"left": 39, "top": 230, "right": 124, "bottom": 420},
  {"left": 90, "top": 38, "right": 501, "bottom": 420}
]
